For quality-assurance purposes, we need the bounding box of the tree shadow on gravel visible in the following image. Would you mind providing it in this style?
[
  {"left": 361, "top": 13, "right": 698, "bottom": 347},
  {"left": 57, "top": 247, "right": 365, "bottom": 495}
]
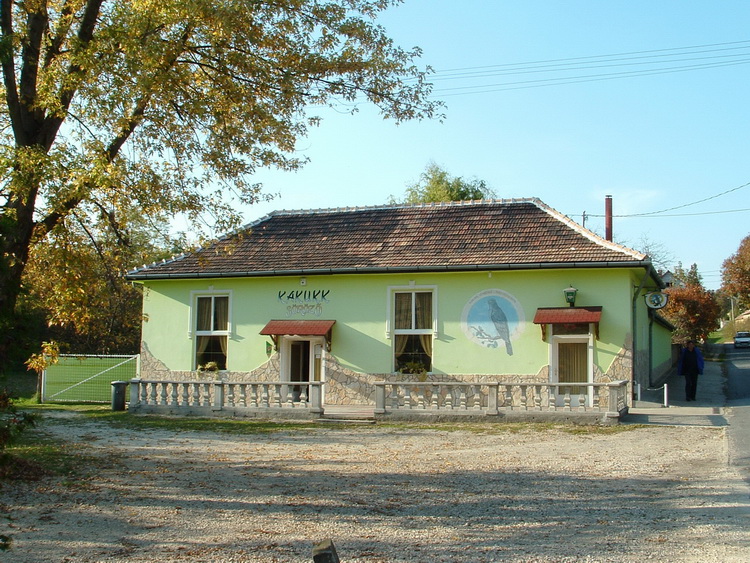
[{"left": 2, "top": 420, "right": 750, "bottom": 563}]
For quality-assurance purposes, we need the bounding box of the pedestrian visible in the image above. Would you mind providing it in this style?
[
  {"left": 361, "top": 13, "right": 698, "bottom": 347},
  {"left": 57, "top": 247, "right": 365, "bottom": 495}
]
[{"left": 678, "top": 339, "right": 704, "bottom": 401}]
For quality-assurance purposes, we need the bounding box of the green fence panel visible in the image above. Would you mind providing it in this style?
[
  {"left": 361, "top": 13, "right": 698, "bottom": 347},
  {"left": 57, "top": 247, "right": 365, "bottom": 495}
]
[{"left": 42, "top": 355, "right": 139, "bottom": 403}]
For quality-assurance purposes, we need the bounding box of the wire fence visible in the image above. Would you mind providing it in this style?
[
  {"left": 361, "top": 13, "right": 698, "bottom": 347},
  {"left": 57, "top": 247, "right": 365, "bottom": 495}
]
[{"left": 42, "top": 354, "right": 140, "bottom": 403}]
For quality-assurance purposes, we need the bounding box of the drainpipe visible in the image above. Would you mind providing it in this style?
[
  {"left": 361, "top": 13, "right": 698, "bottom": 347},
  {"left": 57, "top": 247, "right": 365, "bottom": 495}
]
[
  {"left": 632, "top": 270, "right": 649, "bottom": 396},
  {"left": 648, "top": 310, "right": 654, "bottom": 387}
]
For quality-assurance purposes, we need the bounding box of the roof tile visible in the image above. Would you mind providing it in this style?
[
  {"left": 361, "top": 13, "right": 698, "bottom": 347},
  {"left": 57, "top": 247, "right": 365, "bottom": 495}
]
[{"left": 127, "top": 199, "right": 648, "bottom": 279}]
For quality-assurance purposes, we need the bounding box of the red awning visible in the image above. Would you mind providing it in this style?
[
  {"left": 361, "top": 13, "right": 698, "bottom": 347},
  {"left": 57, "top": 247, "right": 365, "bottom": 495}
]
[
  {"left": 533, "top": 306, "right": 602, "bottom": 325},
  {"left": 260, "top": 319, "right": 336, "bottom": 336}
]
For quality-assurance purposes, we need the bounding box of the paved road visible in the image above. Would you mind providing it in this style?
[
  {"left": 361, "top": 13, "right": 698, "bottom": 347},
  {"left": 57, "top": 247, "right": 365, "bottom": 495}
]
[
  {"left": 726, "top": 343, "right": 750, "bottom": 484},
  {"left": 629, "top": 342, "right": 750, "bottom": 487}
]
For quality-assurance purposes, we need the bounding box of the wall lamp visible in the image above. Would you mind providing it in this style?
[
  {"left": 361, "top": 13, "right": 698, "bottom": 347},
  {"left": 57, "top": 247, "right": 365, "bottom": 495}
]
[{"left": 563, "top": 285, "right": 578, "bottom": 307}]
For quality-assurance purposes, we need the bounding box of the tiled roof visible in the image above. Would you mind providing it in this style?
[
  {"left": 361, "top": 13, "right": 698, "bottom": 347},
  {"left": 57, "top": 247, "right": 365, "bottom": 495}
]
[
  {"left": 533, "top": 306, "right": 603, "bottom": 324},
  {"left": 127, "top": 199, "right": 650, "bottom": 280}
]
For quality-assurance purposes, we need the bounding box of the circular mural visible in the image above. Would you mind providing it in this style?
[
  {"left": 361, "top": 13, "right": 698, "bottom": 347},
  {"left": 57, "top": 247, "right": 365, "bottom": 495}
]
[{"left": 461, "top": 289, "right": 525, "bottom": 355}]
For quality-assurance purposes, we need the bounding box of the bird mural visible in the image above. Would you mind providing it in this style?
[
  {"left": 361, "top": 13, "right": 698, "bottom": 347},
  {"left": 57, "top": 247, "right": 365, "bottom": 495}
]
[{"left": 488, "top": 298, "right": 513, "bottom": 355}]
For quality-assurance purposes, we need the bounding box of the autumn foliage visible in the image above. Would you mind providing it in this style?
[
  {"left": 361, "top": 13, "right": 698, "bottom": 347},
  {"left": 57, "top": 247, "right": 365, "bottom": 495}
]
[
  {"left": 0, "top": 1, "right": 439, "bottom": 367},
  {"left": 663, "top": 283, "right": 721, "bottom": 343},
  {"left": 722, "top": 235, "right": 750, "bottom": 310}
]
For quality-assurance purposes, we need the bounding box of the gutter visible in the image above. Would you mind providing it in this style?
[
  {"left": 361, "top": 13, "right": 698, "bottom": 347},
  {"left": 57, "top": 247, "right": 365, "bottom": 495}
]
[{"left": 126, "top": 259, "right": 657, "bottom": 281}]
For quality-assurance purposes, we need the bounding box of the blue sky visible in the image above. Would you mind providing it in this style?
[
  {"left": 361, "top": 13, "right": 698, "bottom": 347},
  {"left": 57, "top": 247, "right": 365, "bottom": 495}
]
[{"left": 244, "top": 0, "right": 750, "bottom": 290}]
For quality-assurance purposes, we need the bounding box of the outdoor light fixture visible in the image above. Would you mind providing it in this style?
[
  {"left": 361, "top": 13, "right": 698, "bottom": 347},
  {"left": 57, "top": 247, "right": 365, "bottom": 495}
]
[{"left": 563, "top": 285, "right": 578, "bottom": 307}]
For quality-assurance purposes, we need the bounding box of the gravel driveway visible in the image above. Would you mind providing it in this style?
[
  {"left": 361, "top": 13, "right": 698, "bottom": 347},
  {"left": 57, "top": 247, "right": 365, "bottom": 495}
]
[{"left": 2, "top": 412, "right": 749, "bottom": 562}]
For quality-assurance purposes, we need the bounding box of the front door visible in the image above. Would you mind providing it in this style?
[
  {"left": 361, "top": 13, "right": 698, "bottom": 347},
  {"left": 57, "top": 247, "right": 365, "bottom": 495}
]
[
  {"left": 553, "top": 338, "right": 591, "bottom": 406},
  {"left": 282, "top": 337, "right": 325, "bottom": 403}
]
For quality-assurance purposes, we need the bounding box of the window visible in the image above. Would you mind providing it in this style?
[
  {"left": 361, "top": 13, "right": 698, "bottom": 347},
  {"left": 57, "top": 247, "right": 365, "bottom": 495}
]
[
  {"left": 393, "top": 291, "right": 433, "bottom": 373},
  {"left": 194, "top": 295, "right": 229, "bottom": 370}
]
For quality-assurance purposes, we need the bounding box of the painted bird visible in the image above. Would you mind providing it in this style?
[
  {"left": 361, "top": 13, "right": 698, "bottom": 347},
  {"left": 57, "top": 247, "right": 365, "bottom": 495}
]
[{"left": 488, "top": 298, "right": 513, "bottom": 355}]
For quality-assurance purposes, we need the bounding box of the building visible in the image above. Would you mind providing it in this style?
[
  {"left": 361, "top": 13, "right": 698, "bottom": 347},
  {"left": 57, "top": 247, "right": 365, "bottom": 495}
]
[{"left": 126, "top": 199, "right": 672, "bottom": 415}]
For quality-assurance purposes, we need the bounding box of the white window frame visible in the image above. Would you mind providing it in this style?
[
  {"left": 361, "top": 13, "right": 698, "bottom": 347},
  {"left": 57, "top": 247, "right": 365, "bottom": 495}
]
[
  {"left": 188, "top": 290, "right": 232, "bottom": 371},
  {"left": 387, "top": 285, "right": 437, "bottom": 373},
  {"left": 188, "top": 290, "right": 233, "bottom": 339},
  {"left": 385, "top": 284, "right": 438, "bottom": 339}
]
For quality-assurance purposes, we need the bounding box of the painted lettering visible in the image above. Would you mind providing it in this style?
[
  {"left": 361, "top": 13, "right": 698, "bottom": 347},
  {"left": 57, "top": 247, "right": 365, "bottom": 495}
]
[{"left": 277, "top": 288, "right": 331, "bottom": 304}]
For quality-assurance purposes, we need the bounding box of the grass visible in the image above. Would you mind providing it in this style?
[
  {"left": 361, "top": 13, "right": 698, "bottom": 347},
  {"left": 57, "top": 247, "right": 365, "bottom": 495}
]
[{"left": 2, "top": 434, "right": 91, "bottom": 480}]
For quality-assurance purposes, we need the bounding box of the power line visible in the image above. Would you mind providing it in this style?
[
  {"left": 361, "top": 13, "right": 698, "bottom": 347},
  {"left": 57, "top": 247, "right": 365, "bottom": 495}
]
[
  {"left": 432, "top": 59, "right": 750, "bottom": 96},
  {"left": 429, "top": 39, "right": 750, "bottom": 77},
  {"left": 584, "top": 181, "right": 750, "bottom": 218},
  {"left": 416, "top": 39, "right": 750, "bottom": 96}
]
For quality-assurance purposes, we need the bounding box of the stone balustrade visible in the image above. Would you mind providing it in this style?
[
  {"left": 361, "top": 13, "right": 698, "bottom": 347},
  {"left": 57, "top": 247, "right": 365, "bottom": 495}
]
[
  {"left": 128, "top": 379, "right": 324, "bottom": 418},
  {"left": 124, "top": 378, "right": 629, "bottom": 424},
  {"left": 373, "top": 380, "right": 629, "bottom": 424}
]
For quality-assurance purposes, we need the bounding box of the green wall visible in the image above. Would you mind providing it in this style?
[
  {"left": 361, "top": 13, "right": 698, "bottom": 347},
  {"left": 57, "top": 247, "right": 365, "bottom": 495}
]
[{"left": 140, "top": 267, "right": 653, "bottom": 377}]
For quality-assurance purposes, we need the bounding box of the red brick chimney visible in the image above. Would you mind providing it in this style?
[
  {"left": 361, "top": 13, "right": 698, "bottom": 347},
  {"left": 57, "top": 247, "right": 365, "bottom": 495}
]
[{"left": 605, "top": 195, "right": 613, "bottom": 241}]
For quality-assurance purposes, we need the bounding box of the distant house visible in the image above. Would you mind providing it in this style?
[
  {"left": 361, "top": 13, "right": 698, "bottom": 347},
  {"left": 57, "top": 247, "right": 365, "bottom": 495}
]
[
  {"left": 660, "top": 270, "right": 676, "bottom": 288},
  {"left": 126, "top": 199, "right": 671, "bottom": 411}
]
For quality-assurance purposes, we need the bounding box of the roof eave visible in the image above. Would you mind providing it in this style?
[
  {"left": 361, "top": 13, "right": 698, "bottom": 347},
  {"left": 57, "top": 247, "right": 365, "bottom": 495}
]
[{"left": 125, "top": 259, "right": 656, "bottom": 281}]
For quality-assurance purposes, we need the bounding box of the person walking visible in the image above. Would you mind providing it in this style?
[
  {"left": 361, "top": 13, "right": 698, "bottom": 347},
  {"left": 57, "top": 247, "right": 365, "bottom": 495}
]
[{"left": 678, "top": 339, "right": 704, "bottom": 401}]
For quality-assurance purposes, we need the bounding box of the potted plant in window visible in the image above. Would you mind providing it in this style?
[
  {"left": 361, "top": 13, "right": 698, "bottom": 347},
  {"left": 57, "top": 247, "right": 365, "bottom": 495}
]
[
  {"left": 198, "top": 361, "right": 220, "bottom": 379},
  {"left": 400, "top": 361, "right": 428, "bottom": 382}
]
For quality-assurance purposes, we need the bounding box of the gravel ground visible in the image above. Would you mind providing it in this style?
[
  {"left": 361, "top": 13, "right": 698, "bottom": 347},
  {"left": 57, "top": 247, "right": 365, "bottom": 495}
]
[{"left": 2, "top": 412, "right": 750, "bottom": 562}]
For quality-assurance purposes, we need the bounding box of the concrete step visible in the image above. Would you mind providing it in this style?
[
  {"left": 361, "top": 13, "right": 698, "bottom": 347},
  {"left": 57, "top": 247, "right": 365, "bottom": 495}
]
[{"left": 315, "top": 417, "right": 376, "bottom": 425}]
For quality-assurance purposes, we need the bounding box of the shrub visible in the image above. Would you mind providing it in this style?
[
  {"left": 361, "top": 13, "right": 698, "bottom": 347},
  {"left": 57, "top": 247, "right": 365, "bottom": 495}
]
[{"left": 0, "top": 391, "right": 39, "bottom": 465}]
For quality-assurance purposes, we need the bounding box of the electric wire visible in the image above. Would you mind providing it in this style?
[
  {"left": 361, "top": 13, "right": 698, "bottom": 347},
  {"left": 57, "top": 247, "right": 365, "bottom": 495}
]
[
  {"left": 428, "top": 39, "right": 750, "bottom": 78},
  {"left": 413, "top": 39, "right": 750, "bottom": 96},
  {"left": 583, "top": 181, "right": 750, "bottom": 218}
]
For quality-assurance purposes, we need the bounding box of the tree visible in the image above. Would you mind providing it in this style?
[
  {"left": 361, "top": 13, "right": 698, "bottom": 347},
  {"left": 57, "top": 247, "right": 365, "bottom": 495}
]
[
  {"left": 721, "top": 235, "right": 750, "bottom": 311},
  {"left": 20, "top": 204, "right": 177, "bottom": 356},
  {"left": 673, "top": 262, "right": 703, "bottom": 287},
  {"left": 634, "top": 234, "right": 673, "bottom": 273},
  {"left": 662, "top": 264, "right": 721, "bottom": 343},
  {"left": 392, "top": 162, "right": 495, "bottom": 204},
  {"left": 0, "top": 0, "right": 440, "bottom": 367}
]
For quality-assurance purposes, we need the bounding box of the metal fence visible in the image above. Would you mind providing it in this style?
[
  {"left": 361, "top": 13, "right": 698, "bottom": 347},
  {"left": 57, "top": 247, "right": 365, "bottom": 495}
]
[{"left": 42, "top": 354, "right": 140, "bottom": 403}]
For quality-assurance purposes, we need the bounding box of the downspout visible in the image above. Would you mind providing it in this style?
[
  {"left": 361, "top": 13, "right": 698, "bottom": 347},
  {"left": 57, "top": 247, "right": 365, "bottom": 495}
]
[
  {"left": 632, "top": 270, "right": 649, "bottom": 394},
  {"left": 648, "top": 310, "right": 654, "bottom": 387}
]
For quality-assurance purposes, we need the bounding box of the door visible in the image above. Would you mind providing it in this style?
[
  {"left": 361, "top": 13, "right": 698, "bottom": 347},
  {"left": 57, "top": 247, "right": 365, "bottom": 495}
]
[
  {"left": 289, "top": 340, "right": 310, "bottom": 402},
  {"left": 553, "top": 338, "right": 591, "bottom": 406},
  {"left": 282, "top": 337, "right": 325, "bottom": 403}
]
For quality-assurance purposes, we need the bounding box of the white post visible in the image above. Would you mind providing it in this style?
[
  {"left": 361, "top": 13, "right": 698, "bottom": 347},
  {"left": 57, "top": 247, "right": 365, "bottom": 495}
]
[
  {"left": 663, "top": 383, "right": 669, "bottom": 408},
  {"left": 374, "top": 384, "right": 385, "bottom": 414},
  {"left": 213, "top": 381, "right": 224, "bottom": 411},
  {"left": 128, "top": 379, "right": 141, "bottom": 410},
  {"left": 309, "top": 383, "right": 323, "bottom": 415},
  {"left": 487, "top": 383, "right": 498, "bottom": 414}
]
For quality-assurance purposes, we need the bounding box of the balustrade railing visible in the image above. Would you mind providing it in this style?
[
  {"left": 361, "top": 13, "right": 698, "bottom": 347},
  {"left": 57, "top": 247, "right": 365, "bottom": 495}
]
[
  {"left": 374, "top": 380, "right": 629, "bottom": 417},
  {"left": 126, "top": 378, "right": 629, "bottom": 421},
  {"left": 128, "top": 379, "right": 324, "bottom": 415}
]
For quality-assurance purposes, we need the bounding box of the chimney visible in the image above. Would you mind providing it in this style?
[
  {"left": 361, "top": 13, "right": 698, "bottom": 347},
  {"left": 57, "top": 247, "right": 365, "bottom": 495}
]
[{"left": 605, "top": 195, "right": 613, "bottom": 241}]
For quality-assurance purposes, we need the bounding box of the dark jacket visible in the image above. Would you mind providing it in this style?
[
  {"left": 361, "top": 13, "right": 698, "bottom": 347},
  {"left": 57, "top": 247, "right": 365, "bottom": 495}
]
[{"left": 678, "top": 346, "right": 704, "bottom": 376}]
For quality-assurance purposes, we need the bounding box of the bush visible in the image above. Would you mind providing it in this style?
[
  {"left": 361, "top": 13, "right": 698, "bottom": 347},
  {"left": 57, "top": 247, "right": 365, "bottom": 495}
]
[{"left": 0, "top": 390, "right": 39, "bottom": 468}]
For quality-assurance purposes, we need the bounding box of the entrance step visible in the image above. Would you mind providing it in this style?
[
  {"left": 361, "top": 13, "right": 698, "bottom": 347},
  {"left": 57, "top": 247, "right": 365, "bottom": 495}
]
[
  {"left": 315, "top": 417, "right": 375, "bottom": 425},
  {"left": 318, "top": 405, "right": 376, "bottom": 424}
]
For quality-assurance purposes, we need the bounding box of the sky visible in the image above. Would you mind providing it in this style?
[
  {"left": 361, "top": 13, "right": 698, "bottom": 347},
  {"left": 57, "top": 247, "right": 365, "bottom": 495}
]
[{"left": 242, "top": 0, "right": 750, "bottom": 291}]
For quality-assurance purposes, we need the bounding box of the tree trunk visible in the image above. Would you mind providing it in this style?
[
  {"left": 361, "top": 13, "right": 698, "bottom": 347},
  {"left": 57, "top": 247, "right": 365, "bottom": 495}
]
[{"left": 0, "top": 208, "right": 36, "bottom": 369}]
